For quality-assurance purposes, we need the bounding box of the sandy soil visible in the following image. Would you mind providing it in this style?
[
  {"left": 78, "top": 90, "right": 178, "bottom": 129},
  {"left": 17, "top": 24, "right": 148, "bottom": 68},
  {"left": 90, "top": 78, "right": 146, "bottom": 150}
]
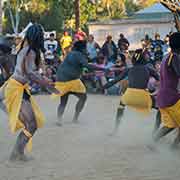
[{"left": 0, "top": 94, "right": 180, "bottom": 180}]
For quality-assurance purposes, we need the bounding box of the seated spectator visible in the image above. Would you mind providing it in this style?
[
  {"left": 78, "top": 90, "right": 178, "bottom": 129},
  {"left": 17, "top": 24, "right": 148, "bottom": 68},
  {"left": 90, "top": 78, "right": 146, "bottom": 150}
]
[
  {"left": 43, "top": 66, "right": 56, "bottom": 82},
  {"left": 44, "top": 33, "right": 58, "bottom": 65},
  {"left": 92, "top": 54, "right": 108, "bottom": 94},
  {"left": 87, "top": 35, "right": 101, "bottom": 63},
  {"left": 112, "top": 54, "right": 128, "bottom": 95},
  {"left": 101, "top": 35, "right": 117, "bottom": 64}
]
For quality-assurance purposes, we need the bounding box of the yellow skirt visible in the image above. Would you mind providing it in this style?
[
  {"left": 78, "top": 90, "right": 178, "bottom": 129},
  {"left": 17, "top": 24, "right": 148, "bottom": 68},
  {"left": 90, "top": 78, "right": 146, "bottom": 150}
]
[
  {"left": 1, "top": 78, "right": 44, "bottom": 152},
  {"left": 121, "top": 88, "right": 152, "bottom": 114},
  {"left": 160, "top": 100, "right": 180, "bottom": 128},
  {"left": 52, "top": 79, "right": 86, "bottom": 98}
]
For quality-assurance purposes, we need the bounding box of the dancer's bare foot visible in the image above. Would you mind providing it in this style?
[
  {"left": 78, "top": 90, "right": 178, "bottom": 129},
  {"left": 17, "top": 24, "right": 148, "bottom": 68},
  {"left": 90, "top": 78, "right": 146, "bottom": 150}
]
[
  {"left": 56, "top": 121, "right": 62, "bottom": 127},
  {"left": 108, "top": 128, "right": 118, "bottom": 136},
  {"left": 72, "top": 118, "right": 79, "bottom": 124},
  {"left": 10, "top": 152, "right": 33, "bottom": 162}
]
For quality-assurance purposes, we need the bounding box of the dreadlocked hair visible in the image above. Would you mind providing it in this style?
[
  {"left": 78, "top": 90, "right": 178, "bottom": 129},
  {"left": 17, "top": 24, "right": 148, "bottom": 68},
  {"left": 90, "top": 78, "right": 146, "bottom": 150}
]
[{"left": 18, "top": 24, "right": 44, "bottom": 69}]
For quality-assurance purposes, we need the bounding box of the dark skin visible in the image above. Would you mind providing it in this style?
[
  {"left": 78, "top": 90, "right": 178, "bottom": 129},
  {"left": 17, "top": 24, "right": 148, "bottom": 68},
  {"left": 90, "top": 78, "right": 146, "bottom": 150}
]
[
  {"left": 153, "top": 51, "right": 180, "bottom": 148},
  {"left": 10, "top": 48, "right": 60, "bottom": 161},
  {"left": 103, "top": 63, "right": 161, "bottom": 135}
]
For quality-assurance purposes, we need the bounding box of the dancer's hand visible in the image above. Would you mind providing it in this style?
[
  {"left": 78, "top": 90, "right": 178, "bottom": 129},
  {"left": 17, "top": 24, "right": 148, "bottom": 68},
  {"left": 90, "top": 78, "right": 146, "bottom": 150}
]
[
  {"left": 46, "top": 86, "right": 61, "bottom": 94},
  {"left": 46, "top": 82, "right": 61, "bottom": 94},
  {"left": 104, "top": 67, "right": 111, "bottom": 75}
]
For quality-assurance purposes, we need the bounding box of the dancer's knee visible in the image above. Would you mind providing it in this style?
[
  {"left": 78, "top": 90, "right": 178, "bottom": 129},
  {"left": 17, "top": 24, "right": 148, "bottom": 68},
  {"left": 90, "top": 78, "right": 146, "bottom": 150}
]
[
  {"left": 81, "top": 94, "right": 87, "bottom": 102},
  {"left": 76, "top": 93, "right": 87, "bottom": 112},
  {"left": 27, "top": 118, "right": 37, "bottom": 135}
]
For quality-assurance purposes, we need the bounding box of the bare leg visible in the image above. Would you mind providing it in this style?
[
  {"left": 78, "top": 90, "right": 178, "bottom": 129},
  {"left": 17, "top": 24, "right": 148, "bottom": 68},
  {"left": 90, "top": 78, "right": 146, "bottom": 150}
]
[
  {"left": 57, "top": 94, "right": 69, "bottom": 126},
  {"left": 150, "top": 95, "right": 161, "bottom": 133},
  {"left": 153, "top": 126, "right": 174, "bottom": 142},
  {"left": 71, "top": 93, "right": 87, "bottom": 123},
  {"left": 10, "top": 100, "right": 37, "bottom": 161},
  {"left": 153, "top": 110, "right": 161, "bottom": 133},
  {"left": 171, "top": 128, "right": 180, "bottom": 149},
  {"left": 111, "top": 101, "right": 125, "bottom": 135},
  {"left": 147, "top": 126, "right": 174, "bottom": 151}
]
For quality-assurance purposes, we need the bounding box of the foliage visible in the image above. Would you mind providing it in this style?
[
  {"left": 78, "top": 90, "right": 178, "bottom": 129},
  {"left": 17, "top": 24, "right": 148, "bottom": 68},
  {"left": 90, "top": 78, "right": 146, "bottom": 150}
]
[
  {"left": 125, "top": 0, "right": 141, "bottom": 16},
  {"left": 97, "top": 0, "right": 126, "bottom": 18},
  {"left": 137, "top": 0, "right": 158, "bottom": 8},
  {"left": 80, "top": 0, "right": 97, "bottom": 28},
  {"left": 2, "top": 0, "right": 159, "bottom": 34}
]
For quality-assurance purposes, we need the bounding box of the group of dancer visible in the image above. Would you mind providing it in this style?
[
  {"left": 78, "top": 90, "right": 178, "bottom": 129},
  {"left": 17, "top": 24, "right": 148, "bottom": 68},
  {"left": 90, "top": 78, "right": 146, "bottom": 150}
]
[
  {"left": 104, "top": 32, "right": 180, "bottom": 149},
  {"left": 0, "top": 24, "right": 180, "bottom": 162}
]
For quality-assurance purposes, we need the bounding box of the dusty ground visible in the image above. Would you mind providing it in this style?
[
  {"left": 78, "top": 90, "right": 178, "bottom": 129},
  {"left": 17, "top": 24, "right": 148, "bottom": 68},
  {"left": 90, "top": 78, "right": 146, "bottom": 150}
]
[{"left": 0, "top": 94, "right": 180, "bottom": 180}]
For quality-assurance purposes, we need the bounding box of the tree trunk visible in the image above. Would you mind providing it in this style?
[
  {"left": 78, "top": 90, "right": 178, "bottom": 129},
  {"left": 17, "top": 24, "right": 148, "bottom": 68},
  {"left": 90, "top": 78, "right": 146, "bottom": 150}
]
[
  {"left": 75, "top": 0, "right": 80, "bottom": 31},
  {"left": 174, "top": 13, "right": 180, "bottom": 32},
  {"left": 14, "top": 0, "right": 20, "bottom": 34},
  {"left": 160, "top": 0, "right": 180, "bottom": 32},
  {"left": 0, "top": 0, "right": 2, "bottom": 34},
  {"left": 15, "top": 7, "right": 20, "bottom": 34}
]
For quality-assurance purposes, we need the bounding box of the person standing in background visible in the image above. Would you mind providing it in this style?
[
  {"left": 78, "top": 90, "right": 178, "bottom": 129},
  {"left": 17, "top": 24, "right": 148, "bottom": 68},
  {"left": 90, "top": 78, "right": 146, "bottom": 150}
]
[
  {"left": 87, "top": 35, "right": 101, "bottom": 63},
  {"left": 74, "top": 28, "right": 87, "bottom": 41},
  {"left": 118, "top": 34, "right": 130, "bottom": 53},
  {"left": 60, "top": 31, "right": 72, "bottom": 58},
  {"left": 102, "top": 35, "right": 117, "bottom": 64},
  {"left": 44, "top": 33, "right": 58, "bottom": 65}
]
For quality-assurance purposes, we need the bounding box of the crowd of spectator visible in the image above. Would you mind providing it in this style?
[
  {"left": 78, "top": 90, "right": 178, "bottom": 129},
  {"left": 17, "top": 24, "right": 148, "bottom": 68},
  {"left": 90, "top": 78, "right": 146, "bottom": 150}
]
[
  {"left": 82, "top": 32, "right": 171, "bottom": 95},
  {"left": 0, "top": 29, "right": 172, "bottom": 95}
]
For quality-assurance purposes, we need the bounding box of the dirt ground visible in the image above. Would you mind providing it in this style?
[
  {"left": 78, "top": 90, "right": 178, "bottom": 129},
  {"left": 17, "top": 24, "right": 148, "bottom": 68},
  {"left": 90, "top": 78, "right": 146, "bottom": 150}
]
[{"left": 0, "top": 94, "right": 180, "bottom": 180}]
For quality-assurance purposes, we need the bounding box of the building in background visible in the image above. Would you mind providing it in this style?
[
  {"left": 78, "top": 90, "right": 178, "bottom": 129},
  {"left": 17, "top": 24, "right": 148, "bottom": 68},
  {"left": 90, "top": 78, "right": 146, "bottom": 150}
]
[{"left": 89, "top": 3, "right": 175, "bottom": 50}]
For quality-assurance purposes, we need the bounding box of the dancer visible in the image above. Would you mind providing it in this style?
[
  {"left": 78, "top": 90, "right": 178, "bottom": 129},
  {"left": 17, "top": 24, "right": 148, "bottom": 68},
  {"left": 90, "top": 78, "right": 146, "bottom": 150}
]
[
  {"left": 0, "top": 24, "right": 58, "bottom": 161},
  {"left": 0, "top": 42, "right": 15, "bottom": 82},
  {"left": 53, "top": 40, "right": 108, "bottom": 126},
  {"left": 153, "top": 32, "right": 180, "bottom": 148},
  {"left": 103, "top": 49, "right": 160, "bottom": 134}
]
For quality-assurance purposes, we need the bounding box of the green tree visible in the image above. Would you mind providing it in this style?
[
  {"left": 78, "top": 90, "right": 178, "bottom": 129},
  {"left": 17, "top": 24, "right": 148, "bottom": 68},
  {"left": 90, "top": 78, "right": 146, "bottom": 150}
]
[
  {"left": 2, "top": 0, "right": 160, "bottom": 34},
  {"left": 3, "top": 0, "right": 72, "bottom": 33},
  {"left": 3, "top": 0, "right": 48, "bottom": 33},
  {"left": 100, "top": 0, "right": 126, "bottom": 18},
  {"left": 80, "top": 0, "right": 96, "bottom": 28},
  {"left": 137, "top": 0, "right": 158, "bottom": 8},
  {"left": 125, "top": 0, "right": 141, "bottom": 16}
]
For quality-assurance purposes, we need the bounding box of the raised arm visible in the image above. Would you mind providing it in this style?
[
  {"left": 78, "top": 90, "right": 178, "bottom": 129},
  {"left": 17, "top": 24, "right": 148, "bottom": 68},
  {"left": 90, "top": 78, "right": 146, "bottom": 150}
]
[
  {"left": 103, "top": 69, "right": 129, "bottom": 89},
  {"left": 79, "top": 53, "right": 107, "bottom": 72}
]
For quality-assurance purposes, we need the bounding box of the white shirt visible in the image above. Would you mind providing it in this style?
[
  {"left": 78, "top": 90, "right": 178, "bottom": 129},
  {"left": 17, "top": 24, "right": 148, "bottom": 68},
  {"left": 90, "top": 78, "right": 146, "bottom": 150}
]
[
  {"left": 87, "top": 41, "right": 98, "bottom": 59},
  {"left": 44, "top": 40, "right": 58, "bottom": 60}
]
